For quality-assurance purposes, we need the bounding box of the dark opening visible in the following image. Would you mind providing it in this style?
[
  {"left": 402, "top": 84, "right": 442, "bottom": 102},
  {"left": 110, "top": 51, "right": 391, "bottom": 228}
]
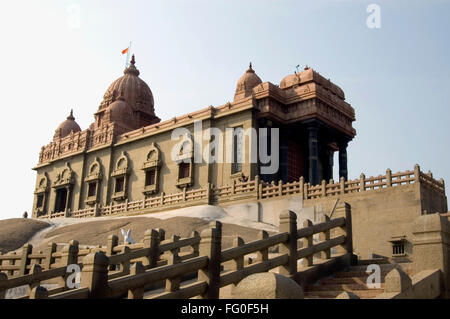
[
  {"left": 179, "top": 162, "right": 190, "bottom": 179},
  {"left": 36, "top": 194, "right": 44, "bottom": 208},
  {"left": 145, "top": 169, "right": 156, "bottom": 186},
  {"left": 392, "top": 242, "right": 405, "bottom": 256},
  {"left": 88, "top": 182, "right": 97, "bottom": 197},
  {"left": 55, "top": 188, "right": 67, "bottom": 212},
  {"left": 115, "top": 176, "right": 124, "bottom": 193}
]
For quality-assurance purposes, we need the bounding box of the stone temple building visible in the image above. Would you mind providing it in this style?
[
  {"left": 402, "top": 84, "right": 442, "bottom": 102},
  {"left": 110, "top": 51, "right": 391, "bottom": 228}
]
[{"left": 32, "top": 55, "right": 356, "bottom": 218}]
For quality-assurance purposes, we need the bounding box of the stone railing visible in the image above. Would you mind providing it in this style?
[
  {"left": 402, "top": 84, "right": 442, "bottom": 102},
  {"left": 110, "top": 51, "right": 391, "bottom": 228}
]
[
  {"left": 39, "top": 164, "right": 445, "bottom": 219},
  {"left": 2, "top": 205, "right": 352, "bottom": 299},
  {"left": 0, "top": 229, "right": 202, "bottom": 298}
]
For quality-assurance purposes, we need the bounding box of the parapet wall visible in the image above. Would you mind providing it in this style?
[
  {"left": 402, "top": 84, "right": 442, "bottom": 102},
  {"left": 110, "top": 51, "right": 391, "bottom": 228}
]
[{"left": 301, "top": 167, "right": 447, "bottom": 259}]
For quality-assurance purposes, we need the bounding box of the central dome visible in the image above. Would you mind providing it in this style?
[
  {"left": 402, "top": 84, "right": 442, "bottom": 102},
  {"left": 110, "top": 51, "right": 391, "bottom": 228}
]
[{"left": 99, "top": 55, "right": 155, "bottom": 117}]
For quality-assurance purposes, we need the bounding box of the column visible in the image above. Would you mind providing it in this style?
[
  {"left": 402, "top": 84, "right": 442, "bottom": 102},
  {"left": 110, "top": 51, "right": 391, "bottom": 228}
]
[
  {"left": 338, "top": 139, "right": 348, "bottom": 181},
  {"left": 307, "top": 125, "right": 319, "bottom": 185},
  {"left": 327, "top": 148, "right": 334, "bottom": 182}
]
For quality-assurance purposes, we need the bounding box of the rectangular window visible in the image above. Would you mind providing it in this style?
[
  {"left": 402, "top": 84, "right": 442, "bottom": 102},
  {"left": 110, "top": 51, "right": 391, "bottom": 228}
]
[
  {"left": 115, "top": 176, "right": 124, "bottom": 193},
  {"left": 232, "top": 126, "right": 243, "bottom": 174},
  {"left": 36, "top": 194, "right": 44, "bottom": 208},
  {"left": 392, "top": 242, "right": 405, "bottom": 256},
  {"left": 88, "top": 182, "right": 97, "bottom": 197},
  {"left": 179, "top": 162, "right": 190, "bottom": 179},
  {"left": 145, "top": 169, "right": 156, "bottom": 186}
]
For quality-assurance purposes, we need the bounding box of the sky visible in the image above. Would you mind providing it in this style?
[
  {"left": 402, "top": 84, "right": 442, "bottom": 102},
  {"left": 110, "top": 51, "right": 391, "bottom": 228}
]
[{"left": 0, "top": 0, "right": 449, "bottom": 220}]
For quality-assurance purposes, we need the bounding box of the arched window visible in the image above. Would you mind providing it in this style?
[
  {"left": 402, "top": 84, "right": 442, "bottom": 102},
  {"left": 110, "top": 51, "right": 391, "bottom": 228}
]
[
  {"left": 111, "top": 152, "right": 130, "bottom": 201},
  {"left": 142, "top": 143, "right": 162, "bottom": 195},
  {"left": 85, "top": 157, "right": 103, "bottom": 205}
]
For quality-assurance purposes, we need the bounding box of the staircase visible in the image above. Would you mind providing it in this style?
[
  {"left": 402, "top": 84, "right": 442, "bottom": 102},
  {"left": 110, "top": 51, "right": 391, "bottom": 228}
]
[{"left": 304, "top": 260, "right": 413, "bottom": 299}]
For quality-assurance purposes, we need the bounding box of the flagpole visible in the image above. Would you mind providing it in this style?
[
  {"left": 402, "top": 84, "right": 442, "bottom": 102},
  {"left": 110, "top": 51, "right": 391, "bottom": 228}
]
[{"left": 125, "top": 41, "right": 132, "bottom": 68}]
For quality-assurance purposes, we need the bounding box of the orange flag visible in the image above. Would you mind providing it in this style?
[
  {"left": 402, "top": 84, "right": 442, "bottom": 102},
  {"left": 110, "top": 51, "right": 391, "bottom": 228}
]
[{"left": 122, "top": 48, "right": 129, "bottom": 54}]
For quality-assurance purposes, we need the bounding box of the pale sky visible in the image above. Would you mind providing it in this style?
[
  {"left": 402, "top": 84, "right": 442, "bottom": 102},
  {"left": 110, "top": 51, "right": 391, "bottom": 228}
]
[{"left": 0, "top": 0, "right": 449, "bottom": 220}]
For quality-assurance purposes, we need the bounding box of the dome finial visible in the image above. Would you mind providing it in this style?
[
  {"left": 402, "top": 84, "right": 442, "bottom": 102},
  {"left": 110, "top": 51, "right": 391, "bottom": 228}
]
[
  {"left": 67, "top": 109, "right": 75, "bottom": 120},
  {"left": 131, "top": 54, "right": 136, "bottom": 65},
  {"left": 246, "top": 62, "right": 255, "bottom": 73}
]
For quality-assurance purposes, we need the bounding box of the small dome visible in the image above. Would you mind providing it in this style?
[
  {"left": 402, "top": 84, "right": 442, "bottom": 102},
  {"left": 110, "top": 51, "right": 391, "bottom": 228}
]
[
  {"left": 100, "top": 55, "right": 155, "bottom": 117},
  {"left": 56, "top": 110, "right": 81, "bottom": 138},
  {"left": 234, "top": 63, "right": 262, "bottom": 101},
  {"left": 107, "top": 98, "right": 133, "bottom": 127}
]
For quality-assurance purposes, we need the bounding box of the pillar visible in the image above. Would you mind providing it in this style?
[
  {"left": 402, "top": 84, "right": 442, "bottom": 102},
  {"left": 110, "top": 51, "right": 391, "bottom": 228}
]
[
  {"left": 307, "top": 125, "right": 319, "bottom": 185},
  {"left": 338, "top": 139, "right": 349, "bottom": 181}
]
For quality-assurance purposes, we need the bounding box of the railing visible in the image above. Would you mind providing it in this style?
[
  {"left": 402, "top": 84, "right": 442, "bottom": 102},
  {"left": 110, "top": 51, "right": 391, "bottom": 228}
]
[
  {"left": 0, "top": 229, "right": 203, "bottom": 299},
  {"left": 40, "top": 164, "right": 445, "bottom": 220},
  {"left": 19, "top": 204, "right": 352, "bottom": 299}
]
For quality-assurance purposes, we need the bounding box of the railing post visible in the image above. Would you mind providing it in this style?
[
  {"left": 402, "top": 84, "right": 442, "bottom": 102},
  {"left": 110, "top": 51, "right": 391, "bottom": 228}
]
[
  {"left": 106, "top": 235, "right": 118, "bottom": 270},
  {"left": 44, "top": 242, "right": 57, "bottom": 270},
  {"left": 414, "top": 164, "right": 420, "bottom": 183},
  {"left": 0, "top": 272, "right": 7, "bottom": 299},
  {"left": 257, "top": 230, "right": 269, "bottom": 262},
  {"left": 231, "top": 236, "right": 244, "bottom": 289},
  {"left": 182, "top": 187, "right": 187, "bottom": 202},
  {"left": 254, "top": 175, "right": 260, "bottom": 199},
  {"left": 259, "top": 180, "right": 264, "bottom": 199},
  {"left": 127, "top": 262, "right": 145, "bottom": 299},
  {"left": 206, "top": 182, "right": 212, "bottom": 204},
  {"left": 106, "top": 235, "right": 118, "bottom": 257},
  {"left": 231, "top": 180, "right": 236, "bottom": 195},
  {"left": 333, "top": 202, "right": 353, "bottom": 255},
  {"left": 29, "top": 264, "right": 42, "bottom": 292},
  {"left": 359, "top": 174, "right": 365, "bottom": 192},
  {"left": 304, "top": 183, "right": 309, "bottom": 199},
  {"left": 340, "top": 177, "right": 345, "bottom": 194},
  {"left": 165, "top": 235, "right": 181, "bottom": 292},
  {"left": 190, "top": 231, "right": 200, "bottom": 256},
  {"left": 198, "top": 222, "right": 222, "bottom": 299},
  {"left": 278, "top": 180, "right": 283, "bottom": 197},
  {"left": 59, "top": 240, "right": 79, "bottom": 289},
  {"left": 160, "top": 192, "right": 165, "bottom": 206},
  {"left": 386, "top": 169, "right": 392, "bottom": 187},
  {"left": 156, "top": 228, "right": 166, "bottom": 243},
  {"left": 299, "top": 177, "right": 304, "bottom": 200},
  {"left": 321, "top": 180, "right": 326, "bottom": 197},
  {"left": 120, "top": 246, "right": 131, "bottom": 276},
  {"left": 60, "top": 240, "right": 79, "bottom": 266},
  {"left": 319, "top": 215, "right": 331, "bottom": 259},
  {"left": 8, "top": 252, "right": 17, "bottom": 277},
  {"left": 80, "top": 252, "right": 110, "bottom": 299},
  {"left": 143, "top": 229, "right": 160, "bottom": 268},
  {"left": 19, "top": 243, "right": 33, "bottom": 276},
  {"left": 301, "top": 219, "right": 313, "bottom": 267},
  {"left": 278, "top": 210, "right": 298, "bottom": 277}
]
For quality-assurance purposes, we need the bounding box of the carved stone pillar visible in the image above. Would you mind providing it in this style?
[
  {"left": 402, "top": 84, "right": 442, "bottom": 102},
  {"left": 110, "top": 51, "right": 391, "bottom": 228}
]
[
  {"left": 338, "top": 139, "right": 349, "bottom": 181},
  {"left": 307, "top": 125, "right": 319, "bottom": 185},
  {"left": 327, "top": 148, "right": 334, "bottom": 182}
]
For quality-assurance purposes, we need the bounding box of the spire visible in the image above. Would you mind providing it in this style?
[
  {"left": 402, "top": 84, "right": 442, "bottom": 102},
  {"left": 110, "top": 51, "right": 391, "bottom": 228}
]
[
  {"left": 124, "top": 54, "right": 140, "bottom": 76},
  {"left": 246, "top": 62, "right": 255, "bottom": 73},
  {"left": 67, "top": 109, "right": 75, "bottom": 120}
]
